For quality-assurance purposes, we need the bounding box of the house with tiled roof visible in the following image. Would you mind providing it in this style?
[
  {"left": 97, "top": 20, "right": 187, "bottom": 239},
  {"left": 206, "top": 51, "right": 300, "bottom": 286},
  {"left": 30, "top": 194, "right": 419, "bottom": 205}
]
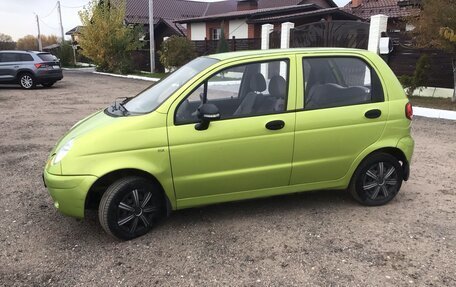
[
  {"left": 121, "top": 0, "right": 341, "bottom": 39},
  {"left": 176, "top": 0, "right": 360, "bottom": 41},
  {"left": 343, "top": 0, "right": 421, "bottom": 32}
]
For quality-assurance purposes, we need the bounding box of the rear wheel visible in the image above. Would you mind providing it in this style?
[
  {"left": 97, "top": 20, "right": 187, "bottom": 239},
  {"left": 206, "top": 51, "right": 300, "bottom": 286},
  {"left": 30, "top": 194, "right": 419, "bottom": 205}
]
[
  {"left": 42, "top": 82, "right": 55, "bottom": 88},
  {"left": 349, "top": 153, "right": 403, "bottom": 206},
  {"left": 98, "top": 176, "right": 163, "bottom": 240},
  {"left": 19, "top": 73, "right": 36, "bottom": 89}
]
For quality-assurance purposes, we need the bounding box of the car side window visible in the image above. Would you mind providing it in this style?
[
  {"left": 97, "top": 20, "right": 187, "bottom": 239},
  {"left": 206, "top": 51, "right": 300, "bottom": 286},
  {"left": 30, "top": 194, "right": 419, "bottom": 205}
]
[
  {"left": 19, "top": 54, "right": 34, "bottom": 61},
  {"left": 175, "top": 60, "right": 289, "bottom": 125},
  {"left": 0, "top": 53, "right": 18, "bottom": 62},
  {"left": 303, "top": 57, "right": 384, "bottom": 110}
]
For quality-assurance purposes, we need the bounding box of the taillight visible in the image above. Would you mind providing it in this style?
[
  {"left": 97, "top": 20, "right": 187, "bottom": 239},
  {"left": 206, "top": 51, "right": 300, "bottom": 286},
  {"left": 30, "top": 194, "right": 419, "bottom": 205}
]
[
  {"left": 34, "top": 63, "right": 47, "bottom": 69},
  {"left": 405, "top": 102, "right": 413, "bottom": 120}
]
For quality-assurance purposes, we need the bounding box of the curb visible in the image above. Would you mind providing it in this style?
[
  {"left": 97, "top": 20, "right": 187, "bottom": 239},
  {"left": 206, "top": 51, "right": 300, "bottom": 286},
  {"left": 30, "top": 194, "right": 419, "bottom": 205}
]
[
  {"left": 414, "top": 106, "right": 456, "bottom": 121},
  {"left": 93, "top": 71, "right": 160, "bottom": 82},
  {"left": 62, "top": 67, "right": 95, "bottom": 71}
]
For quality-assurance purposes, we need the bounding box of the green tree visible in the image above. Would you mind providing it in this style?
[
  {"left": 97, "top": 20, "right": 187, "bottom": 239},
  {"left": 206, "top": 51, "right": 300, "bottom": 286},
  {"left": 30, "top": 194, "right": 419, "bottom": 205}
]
[
  {"left": 16, "top": 34, "right": 59, "bottom": 50},
  {"left": 399, "top": 54, "right": 430, "bottom": 97},
  {"left": 216, "top": 27, "right": 229, "bottom": 53},
  {"left": 0, "top": 33, "right": 15, "bottom": 50},
  {"left": 16, "top": 35, "right": 38, "bottom": 50},
  {"left": 411, "top": 0, "right": 456, "bottom": 101},
  {"left": 0, "top": 33, "right": 13, "bottom": 42},
  {"left": 158, "top": 36, "right": 196, "bottom": 70},
  {"left": 78, "top": 0, "right": 142, "bottom": 74}
]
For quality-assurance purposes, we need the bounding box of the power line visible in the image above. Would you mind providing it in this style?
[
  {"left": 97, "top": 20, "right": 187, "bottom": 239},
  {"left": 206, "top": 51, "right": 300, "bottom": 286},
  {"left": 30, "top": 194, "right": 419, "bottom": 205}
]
[
  {"left": 60, "top": 1, "right": 90, "bottom": 9},
  {"left": 41, "top": 3, "right": 58, "bottom": 19},
  {"left": 39, "top": 18, "right": 60, "bottom": 31}
]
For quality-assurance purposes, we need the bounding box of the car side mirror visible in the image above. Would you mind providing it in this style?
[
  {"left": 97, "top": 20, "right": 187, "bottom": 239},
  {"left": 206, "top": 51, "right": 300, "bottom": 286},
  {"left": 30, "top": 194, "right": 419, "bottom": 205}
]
[{"left": 195, "top": 103, "right": 220, "bottom": 131}]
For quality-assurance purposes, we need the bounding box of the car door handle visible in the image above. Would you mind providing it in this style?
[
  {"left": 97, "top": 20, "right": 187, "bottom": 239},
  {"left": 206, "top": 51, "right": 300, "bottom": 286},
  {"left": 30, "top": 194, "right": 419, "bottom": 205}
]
[
  {"left": 265, "top": 120, "right": 285, "bottom": 130},
  {"left": 365, "top": 109, "right": 382, "bottom": 119}
]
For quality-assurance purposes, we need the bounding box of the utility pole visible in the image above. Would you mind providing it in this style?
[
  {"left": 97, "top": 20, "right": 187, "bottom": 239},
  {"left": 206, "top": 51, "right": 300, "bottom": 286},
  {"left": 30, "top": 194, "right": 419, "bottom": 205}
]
[
  {"left": 148, "top": 0, "right": 155, "bottom": 73},
  {"left": 57, "top": 1, "right": 65, "bottom": 43},
  {"left": 35, "top": 14, "right": 43, "bottom": 51}
]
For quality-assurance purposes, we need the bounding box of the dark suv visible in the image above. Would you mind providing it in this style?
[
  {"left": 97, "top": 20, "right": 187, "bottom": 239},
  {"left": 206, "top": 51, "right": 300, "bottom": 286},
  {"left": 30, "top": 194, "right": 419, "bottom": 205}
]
[{"left": 0, "top": 50, "right": 63, "bottom": 89}]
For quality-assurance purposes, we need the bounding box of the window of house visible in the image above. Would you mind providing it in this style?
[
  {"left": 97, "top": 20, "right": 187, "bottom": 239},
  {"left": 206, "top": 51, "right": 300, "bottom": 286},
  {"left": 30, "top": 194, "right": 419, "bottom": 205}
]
[
  {"left": 303, "top": 57, "right": 384, "bottom": 110},
  {"left": 175, "top": 59, "right": 289, "bottom": 124},
  {"left": 212, "top": 28, "right": 222, "bottom": 40}
]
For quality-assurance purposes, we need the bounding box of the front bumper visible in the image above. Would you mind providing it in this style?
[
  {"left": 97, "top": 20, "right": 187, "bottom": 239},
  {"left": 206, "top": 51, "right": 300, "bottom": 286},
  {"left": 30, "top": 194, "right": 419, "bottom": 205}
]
[{"left": 43, "top": 170, "right": 98, "bottom": 218}]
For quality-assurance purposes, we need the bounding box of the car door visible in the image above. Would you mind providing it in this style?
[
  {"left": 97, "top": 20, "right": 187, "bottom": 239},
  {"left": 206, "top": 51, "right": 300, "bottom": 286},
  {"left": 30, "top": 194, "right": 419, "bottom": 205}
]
[
  {"left": 290, "top": 55, "right": 389, "bottom": 185},
  {"left": 167, "top": 57, "right": 297, "bottom": 207},
  {"left": 0, "top": 53, "right": 19, "bottom": 82}
]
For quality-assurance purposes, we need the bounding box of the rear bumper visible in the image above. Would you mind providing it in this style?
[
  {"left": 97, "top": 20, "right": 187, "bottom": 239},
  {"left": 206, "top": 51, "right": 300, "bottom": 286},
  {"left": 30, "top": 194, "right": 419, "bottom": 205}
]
[
  {"left": 397, "top": 135, "right": 414, "bottom": 181},
  {"left": 35, "top": 70, "right": 63, "bottom": 83},
  {"left": 43, "top": 170, "right": 97, "bottom": 218}
]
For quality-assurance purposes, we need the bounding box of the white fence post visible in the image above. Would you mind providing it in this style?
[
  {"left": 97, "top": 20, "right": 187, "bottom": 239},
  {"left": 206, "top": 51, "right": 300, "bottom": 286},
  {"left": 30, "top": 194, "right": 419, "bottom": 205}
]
[
  {"left": 280, "top": 22, "right": 294, "bottom": 49},
  {"left": 261, "top": 24, "right": 273, "bottom": 50},
  {"left": 368, "top": 15, "right": 388, "bottom": 54},
  {"left": 163, "top": 37, "right": 170, "bottom": 73},
  {"left": 261, "top": 24, "right": 273, "bottom": 78},
  {"left": 280, "top": 22, "right": 294, "bottom": 77}
]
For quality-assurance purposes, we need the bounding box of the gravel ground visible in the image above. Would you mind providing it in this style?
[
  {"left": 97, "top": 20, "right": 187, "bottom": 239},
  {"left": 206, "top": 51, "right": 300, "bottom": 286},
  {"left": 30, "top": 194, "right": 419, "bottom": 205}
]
[{"left": 0, "top": 71, "right": 455, "bottom": 286}]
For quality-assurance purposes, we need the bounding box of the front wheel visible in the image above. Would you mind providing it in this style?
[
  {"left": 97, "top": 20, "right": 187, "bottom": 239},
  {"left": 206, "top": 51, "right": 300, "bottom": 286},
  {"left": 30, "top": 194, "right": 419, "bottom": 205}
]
[
  {"left": 349, "top": 153, "right": 403, "bottom": 206},
  {"left": 98, "top": 176, "right": 163, "bottom": 240}
]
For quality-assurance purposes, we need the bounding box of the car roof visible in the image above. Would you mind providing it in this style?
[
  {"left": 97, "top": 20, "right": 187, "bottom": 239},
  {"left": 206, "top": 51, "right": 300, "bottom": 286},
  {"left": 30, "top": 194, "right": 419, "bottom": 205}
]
[
  {"left": 0, "top": 50, "right": 48, "bottom": 54},
  {"left": 207, "top": 48, "right": 374, "bottom": 61}
]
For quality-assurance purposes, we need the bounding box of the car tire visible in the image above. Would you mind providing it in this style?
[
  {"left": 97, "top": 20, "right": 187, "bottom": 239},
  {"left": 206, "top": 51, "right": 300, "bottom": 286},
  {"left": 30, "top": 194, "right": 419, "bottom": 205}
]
[
  {"left": 349, "top": 153, "right": 403, "bottom": 206},
  {"left": 18, "top": 73, "right": 36, "bottom": 89},
  {"left": 42, "top": 82, "right": 55, "bottom": 88},
  {"left": 98, "top": 176, "right": 163, "bottom": 240}
]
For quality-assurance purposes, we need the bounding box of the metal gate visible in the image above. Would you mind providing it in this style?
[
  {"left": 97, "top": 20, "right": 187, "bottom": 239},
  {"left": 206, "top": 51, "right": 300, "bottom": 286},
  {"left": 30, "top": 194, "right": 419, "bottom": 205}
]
[{"left": 291, "top": 20, "right": 370, "bottom": 49}]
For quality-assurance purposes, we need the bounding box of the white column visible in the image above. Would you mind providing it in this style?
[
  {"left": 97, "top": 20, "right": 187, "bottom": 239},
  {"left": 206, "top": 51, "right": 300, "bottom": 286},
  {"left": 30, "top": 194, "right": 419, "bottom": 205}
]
[
  {"left": 280, "top": 22, "right": 294, "bottom": 77},
  {"left": 367, "top": 14, "right": 388, "bottom": 54},
  {"left": 261, "top": 24, "right": 273, "bottom": 50},
  {"left": 261, "top": 24, "right": 273, "bottom": 78},
  {"left": 280, "top": 22, "right": 294, "bottom": 49},
  {"left": 163, "top": 37, "right": 170, "bottom": 73}
]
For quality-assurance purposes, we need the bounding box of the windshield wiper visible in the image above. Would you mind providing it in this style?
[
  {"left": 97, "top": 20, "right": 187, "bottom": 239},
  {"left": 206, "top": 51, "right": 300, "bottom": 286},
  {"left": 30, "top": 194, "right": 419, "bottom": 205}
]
[{"left": 112, "top": 97, "right": 131, "bottom": 116}]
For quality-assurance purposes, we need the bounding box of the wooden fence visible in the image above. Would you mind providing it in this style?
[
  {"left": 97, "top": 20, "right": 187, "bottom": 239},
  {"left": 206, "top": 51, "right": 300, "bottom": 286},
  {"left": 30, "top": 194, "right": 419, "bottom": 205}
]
[
  {"left": 388, "top": 33, "right": 454, "bottom": 88},
  {"left": 193, "top": 37, "right": 261, "bottom": 56}
]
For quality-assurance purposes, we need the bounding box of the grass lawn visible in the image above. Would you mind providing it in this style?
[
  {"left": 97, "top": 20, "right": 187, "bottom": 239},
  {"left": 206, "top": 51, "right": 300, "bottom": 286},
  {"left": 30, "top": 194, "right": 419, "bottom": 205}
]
[{"left": 409, "top": 96, "right": 456, "bottom": 111}]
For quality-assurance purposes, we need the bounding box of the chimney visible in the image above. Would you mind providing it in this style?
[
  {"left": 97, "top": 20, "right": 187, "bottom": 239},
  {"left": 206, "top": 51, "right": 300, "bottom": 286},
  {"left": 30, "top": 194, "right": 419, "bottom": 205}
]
[
  {"left": 237, "top": 0, "right": 258, "bottom": 11},
  {"left": 352, "top": 0, "right": 363, "bottom": 8}
]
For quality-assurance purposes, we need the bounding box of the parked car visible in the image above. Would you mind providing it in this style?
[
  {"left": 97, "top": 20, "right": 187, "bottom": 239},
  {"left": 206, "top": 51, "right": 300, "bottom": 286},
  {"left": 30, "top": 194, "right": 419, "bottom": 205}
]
[
  {"left": 0, "top": 50, "right": 63, "bottom": 89},
  {"left": 43, "top": 48, "right": 414, "bottom": 240}
]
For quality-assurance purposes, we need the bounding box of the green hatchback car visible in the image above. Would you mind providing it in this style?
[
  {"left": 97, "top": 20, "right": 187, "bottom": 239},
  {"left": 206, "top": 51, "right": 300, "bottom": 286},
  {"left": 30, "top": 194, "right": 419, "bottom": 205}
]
[{"left": 43, "top": 48, "right": 414, "bottom": 240}]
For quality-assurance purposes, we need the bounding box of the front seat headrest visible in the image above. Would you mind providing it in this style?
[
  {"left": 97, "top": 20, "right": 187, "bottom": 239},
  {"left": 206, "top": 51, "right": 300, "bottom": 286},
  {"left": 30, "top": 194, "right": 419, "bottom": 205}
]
[
  {"left": 269, "top": 75, "right": 287, "bottom": 98},
  {"left": 250, "top": 73, "right": 266, "bottom": 93}
]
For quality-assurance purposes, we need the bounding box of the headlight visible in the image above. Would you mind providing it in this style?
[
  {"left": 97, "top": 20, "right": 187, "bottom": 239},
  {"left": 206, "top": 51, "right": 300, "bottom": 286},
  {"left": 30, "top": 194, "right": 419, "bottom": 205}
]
[{"left": 52, "top": 139, "right": 74, "bottom": 165}]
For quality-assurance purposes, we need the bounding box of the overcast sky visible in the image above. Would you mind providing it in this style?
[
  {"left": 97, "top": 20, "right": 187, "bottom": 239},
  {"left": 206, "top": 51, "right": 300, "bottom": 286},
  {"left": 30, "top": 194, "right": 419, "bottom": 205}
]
[{"left": 0, "top": 0, "right": 351, "bottom": 41}]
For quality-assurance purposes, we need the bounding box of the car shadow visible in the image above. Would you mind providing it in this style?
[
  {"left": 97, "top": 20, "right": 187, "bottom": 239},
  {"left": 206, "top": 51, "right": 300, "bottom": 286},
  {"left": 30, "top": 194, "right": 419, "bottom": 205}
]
[
  {"left": 167, "top": 189, "right": 356, "bottom": 225},
  {"left": 72, "top": 188, "right": 357, "bottom": 243},
  {"left": 0, "top": 84, "right": 64, "bottom": 90}
]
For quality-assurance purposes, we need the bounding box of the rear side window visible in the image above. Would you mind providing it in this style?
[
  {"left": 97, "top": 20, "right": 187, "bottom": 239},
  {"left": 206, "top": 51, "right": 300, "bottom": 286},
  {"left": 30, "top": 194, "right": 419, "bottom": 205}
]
[
  {"left": 303, "top": 57, "right": 384, "bottom": 110},
  {"left": 37, "top": 53, "right": 56, "bottom": 61},
  {"left": 19, "top": 54, "right": 34, "bottom": 61}
]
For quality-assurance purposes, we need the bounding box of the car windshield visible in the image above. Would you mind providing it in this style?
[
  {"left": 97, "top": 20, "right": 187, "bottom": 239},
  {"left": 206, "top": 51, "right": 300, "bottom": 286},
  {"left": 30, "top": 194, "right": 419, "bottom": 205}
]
[{"left": 124, "top": 57, "right": 219, "bottom": 114}]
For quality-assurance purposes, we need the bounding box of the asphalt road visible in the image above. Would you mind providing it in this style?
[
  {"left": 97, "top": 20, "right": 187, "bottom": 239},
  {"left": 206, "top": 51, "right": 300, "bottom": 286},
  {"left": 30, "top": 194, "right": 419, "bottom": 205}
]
[{"left": 0, "top": 70, "right": 455, "bottom": 286}]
